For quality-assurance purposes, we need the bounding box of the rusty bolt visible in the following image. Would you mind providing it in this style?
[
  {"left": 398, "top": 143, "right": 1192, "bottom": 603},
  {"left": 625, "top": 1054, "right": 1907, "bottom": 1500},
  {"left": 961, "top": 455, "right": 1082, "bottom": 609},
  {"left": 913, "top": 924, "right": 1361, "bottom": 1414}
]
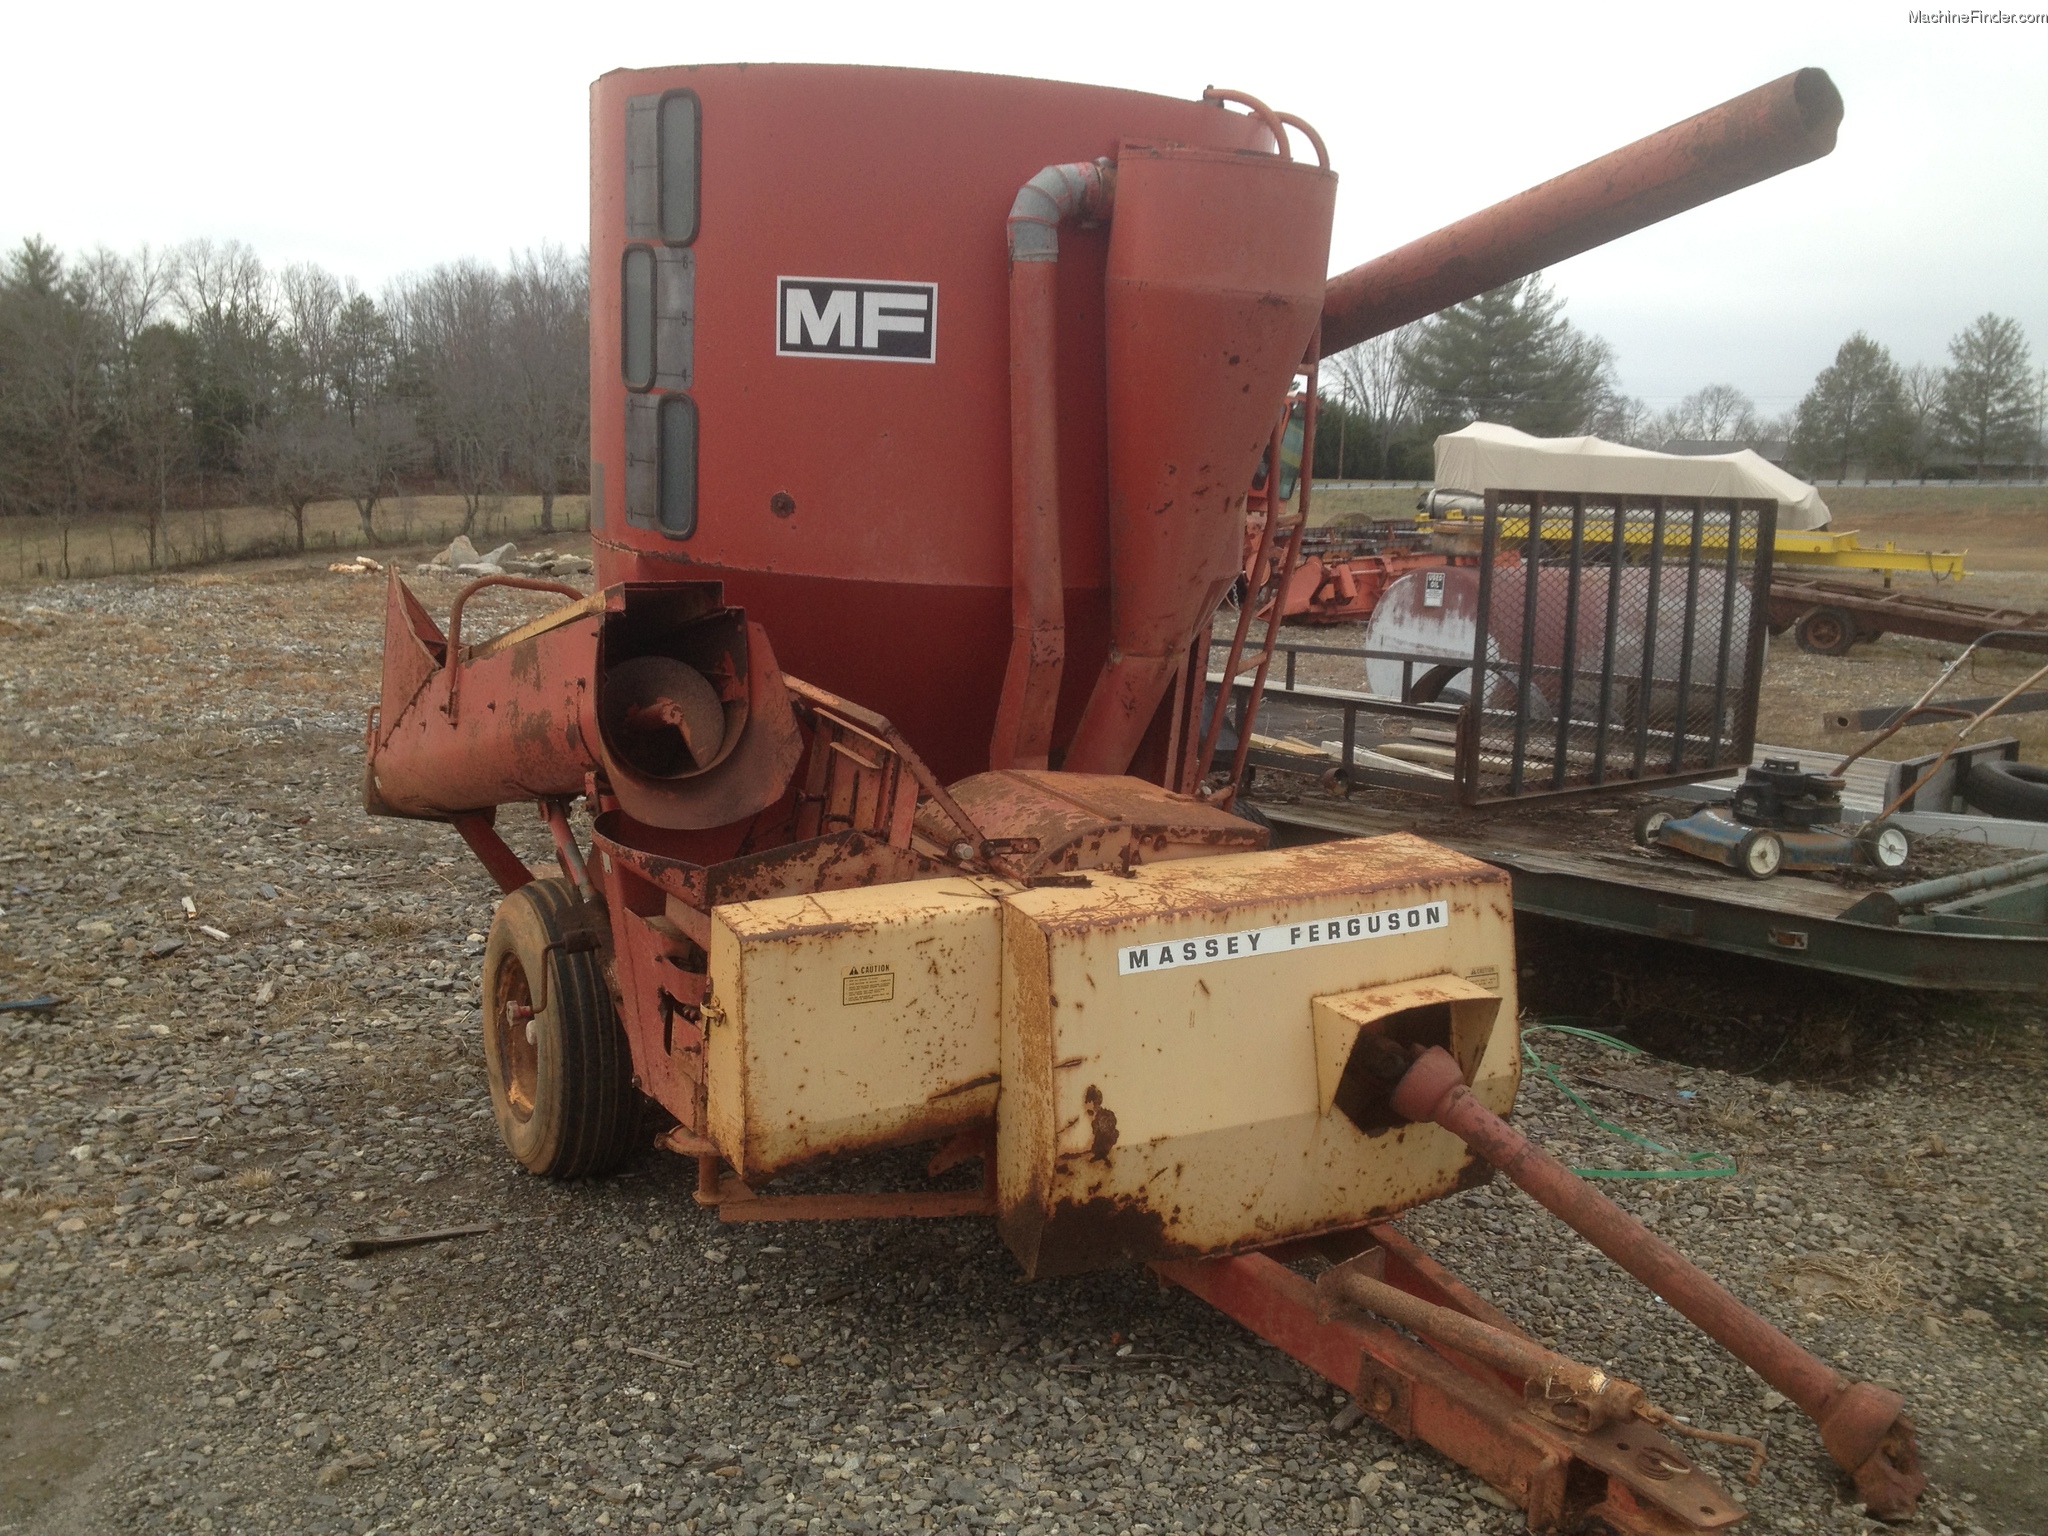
[
  {"left": 1634, "top": 1446, "right": 1689, "bottom": 1481},
  {"left": 769, "top": 491, "right": 797, "bottom": 518}
]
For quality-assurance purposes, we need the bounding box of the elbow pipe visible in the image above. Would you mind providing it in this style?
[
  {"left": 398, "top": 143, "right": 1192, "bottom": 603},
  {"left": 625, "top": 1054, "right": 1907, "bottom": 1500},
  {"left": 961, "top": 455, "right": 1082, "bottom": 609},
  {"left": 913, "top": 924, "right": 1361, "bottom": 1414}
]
[
  {"left": 1319, "top": 68, "right": 1842, "bottom": 354},
  {"left": 989, "top": 159, "right": 1115, "bottom": 772}
]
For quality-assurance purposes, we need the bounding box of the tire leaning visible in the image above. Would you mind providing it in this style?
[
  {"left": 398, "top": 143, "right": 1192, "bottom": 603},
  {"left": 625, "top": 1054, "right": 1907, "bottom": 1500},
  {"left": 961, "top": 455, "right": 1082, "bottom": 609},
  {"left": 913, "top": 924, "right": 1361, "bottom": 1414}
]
[{"left": 1961, "top": 758, "right": 2048, "bottom": 822}]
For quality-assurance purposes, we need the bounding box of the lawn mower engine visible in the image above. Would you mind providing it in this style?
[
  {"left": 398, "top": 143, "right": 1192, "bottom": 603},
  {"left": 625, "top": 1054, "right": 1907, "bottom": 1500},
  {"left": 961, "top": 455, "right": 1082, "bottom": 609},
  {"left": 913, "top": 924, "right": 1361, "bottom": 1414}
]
[{"left": 1637, "top": 757, "right": 1911, "bottom": 880}]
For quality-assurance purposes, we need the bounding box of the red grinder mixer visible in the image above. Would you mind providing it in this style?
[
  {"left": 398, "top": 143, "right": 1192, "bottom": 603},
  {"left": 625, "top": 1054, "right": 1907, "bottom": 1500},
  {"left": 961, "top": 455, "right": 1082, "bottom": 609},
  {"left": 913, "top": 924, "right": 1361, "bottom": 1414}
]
[{"left": 364, "top": 64, "right": 1922, "bottom": 1529}]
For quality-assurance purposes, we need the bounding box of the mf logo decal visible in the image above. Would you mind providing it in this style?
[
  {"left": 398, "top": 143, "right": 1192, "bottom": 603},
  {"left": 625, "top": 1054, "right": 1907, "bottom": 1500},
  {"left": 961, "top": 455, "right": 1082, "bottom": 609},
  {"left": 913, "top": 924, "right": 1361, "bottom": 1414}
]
[{"left": 777, "top": 277, "right": 937, "bottom": 362}]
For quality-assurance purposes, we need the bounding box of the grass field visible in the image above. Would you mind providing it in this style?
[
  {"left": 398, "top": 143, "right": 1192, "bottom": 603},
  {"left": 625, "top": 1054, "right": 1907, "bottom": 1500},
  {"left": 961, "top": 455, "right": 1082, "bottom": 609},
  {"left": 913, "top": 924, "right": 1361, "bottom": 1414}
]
[{"left": 0, "top": 493, "right": 591, "bottom": 584}]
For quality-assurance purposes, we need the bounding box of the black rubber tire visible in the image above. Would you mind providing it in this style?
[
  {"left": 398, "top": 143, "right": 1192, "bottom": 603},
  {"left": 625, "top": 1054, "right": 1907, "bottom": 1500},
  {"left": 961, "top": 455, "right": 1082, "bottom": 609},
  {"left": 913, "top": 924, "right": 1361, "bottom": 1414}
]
[
  {"left": 1961, "top": 758, "right": 2048, "bottom": 821},
  {"left": 1407, "top": 664, "right": 1468, "bottom": 705},
  {"left": 1794, "top": 606, "right": 1859, "bottom": 656},
  {"left": 1857, "top": 820, "right": 1913, "bottom": 870},
  {"left": 1735, "top": 828, "right": 1784, "bottom": 880},
  {"left": 480, "top": 878, "right": 638, "bottom": 1179},
  {"left": 1632, "top": 805, "right": 1673, "bottom": 848}
]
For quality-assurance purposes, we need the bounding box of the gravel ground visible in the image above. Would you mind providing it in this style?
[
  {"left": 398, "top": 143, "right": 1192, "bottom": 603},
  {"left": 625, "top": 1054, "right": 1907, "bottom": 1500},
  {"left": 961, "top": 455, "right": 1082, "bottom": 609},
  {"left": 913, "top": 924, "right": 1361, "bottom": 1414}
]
[{"left": 1, "top": 562, "right": 2043, "bottom": 1536}]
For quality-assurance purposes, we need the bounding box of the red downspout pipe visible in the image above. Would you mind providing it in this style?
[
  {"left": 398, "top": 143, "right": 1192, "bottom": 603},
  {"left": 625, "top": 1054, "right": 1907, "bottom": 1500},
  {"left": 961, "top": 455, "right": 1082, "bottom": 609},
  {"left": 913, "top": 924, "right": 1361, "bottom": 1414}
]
[{"left": 988, "top": 158, "right": 1115, "bottom": 771}]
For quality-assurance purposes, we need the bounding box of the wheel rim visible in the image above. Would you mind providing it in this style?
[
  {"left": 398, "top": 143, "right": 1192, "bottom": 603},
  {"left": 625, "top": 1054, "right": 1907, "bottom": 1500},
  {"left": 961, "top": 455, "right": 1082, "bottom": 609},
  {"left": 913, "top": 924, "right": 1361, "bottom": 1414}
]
[
  {"left": 1747, "top": 836, "right": 1782, "bottom": 877},
  {"left": 1875, "top": 828, "right": 1910, "bottom": 867},
  {"left": 1804, "top": 613, "right": 1847, "bottom": 651},
  {"left": 493, "top": 954, "right": 539, "bottom": 1122}
]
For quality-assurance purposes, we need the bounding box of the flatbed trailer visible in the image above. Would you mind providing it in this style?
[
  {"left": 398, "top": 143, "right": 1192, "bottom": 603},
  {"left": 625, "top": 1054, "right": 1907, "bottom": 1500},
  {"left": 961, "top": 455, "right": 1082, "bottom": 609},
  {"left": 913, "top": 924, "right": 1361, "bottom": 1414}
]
[
  {"left": 1248, "top": 788, "right": 2048, "bottom": 992},
  {"left": 1768, "top": 571, "right": 2048, "bottom": 656}
]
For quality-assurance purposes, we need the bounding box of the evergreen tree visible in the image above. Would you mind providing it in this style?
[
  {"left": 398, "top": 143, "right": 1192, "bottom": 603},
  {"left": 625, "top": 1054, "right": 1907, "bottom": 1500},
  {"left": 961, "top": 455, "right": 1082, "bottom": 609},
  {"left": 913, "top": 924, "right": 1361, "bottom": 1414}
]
[
  {"left": 1938, "top": 314, "right": 2034, "bottom": 476},
  {"left": 1791, "top": 333, "right": 1909, "bottom": 480},
  {"left": 1402, "top": 275, "right": 1616, "bottom": 437}
]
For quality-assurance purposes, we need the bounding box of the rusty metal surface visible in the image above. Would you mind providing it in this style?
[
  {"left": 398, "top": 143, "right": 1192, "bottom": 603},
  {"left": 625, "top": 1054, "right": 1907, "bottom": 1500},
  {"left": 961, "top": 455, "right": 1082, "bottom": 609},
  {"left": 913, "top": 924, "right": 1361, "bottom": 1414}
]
[
  {"left": 996, "top": 837, "right": 1518, "bottom": 1278},
  {"left": 1064, "top": 140, "right": 1335, "bottom": 776},
  {"left": 706, "top": 878, "right": 1006, "bottom": 1180},
  {"left": 603, "top": 617, "right": 804, "bottom": 832},
  {"left": 1768, "top": 572, "right": 2048, "bottom": 655},
  {"left": 783, "top": 675, "right": 988, "bottom": 859},
  {"left": 451, "top": 811, "right": 536, "bottom": 895},
  {"left": 1315, "top": 1249, "right": 1767, "bottom": 1488},
  {"left": 367, "top": 577, "right": 805, "bottom": 832},
  {"left": 926, "top": 769, "right": 1265, "bottom": 877},
  {"left": 368, "top": 576, "right": 604, "bottom": 816},
  {"left": 989, "top": 158, "right": 1116, "bottom": 772},
  {"left": 1156, "top": 1251, "right": 1744, "bottom": 1533},
  {"left": 1320, "top": 69, "right": 1842, "bottom": 353},
  {"left": 1391, "top": 1046, "right": 1925, "bottom": 1518},
  {"left": 444, "top": 575, "right": 587, "bottom": 724},
  {"left": 1221, "top": 380, "right": 1321, "bottom": 802}
]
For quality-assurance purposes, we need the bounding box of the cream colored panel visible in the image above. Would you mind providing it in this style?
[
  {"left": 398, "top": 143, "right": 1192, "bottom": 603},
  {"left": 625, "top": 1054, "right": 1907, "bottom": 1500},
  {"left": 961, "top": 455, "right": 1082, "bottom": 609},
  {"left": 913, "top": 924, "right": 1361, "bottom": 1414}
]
[
  {"left": 707, "top": 879, "right": 1003, "bottom": 1178},
  {"left": 997, "top": 834, "right": 1519, "bottom": 1277}
]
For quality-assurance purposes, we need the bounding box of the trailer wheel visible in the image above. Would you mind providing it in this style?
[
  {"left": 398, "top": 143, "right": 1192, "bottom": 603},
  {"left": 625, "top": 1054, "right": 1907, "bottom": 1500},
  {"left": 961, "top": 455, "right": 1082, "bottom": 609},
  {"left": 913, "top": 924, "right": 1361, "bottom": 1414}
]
[
  {"left": 1793, "top": 607, "right": 1858, "bottom": 656},
  {"left": 1632, "top": 805, "right": 1673, "bottom": 847},
  {"left": 481, "top": 877, "right": 638, "bottom": 1179},
  {"left": 1735, "top": 828, "right": 1783, "bottom": 880},
  {"left": 1858, "top": 820, "right": 1912, "bottom": 871}
]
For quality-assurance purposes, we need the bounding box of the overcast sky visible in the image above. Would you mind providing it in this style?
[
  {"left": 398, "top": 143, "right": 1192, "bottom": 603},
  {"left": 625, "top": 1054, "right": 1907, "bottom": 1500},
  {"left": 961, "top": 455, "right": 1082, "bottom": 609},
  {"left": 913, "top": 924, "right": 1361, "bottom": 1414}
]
[{"left": 4, "top": 0, "right": 2041, "bottom": 417}]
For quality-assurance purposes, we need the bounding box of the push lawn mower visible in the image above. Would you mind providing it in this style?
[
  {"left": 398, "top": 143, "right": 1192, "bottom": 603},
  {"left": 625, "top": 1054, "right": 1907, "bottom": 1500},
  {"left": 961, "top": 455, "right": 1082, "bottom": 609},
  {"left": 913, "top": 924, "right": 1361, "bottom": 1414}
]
[{"left": 1635, "top": 757, "right": 1912, "bottom": 880}]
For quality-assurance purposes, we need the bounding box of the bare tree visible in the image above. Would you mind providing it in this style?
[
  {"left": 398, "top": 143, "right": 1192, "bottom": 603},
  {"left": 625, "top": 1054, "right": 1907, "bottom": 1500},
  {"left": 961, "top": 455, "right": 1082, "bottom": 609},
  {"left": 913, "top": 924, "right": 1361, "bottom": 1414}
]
[
  {"left": 1899, "top": 364, "right": 1945, "bottom": 480},
  {"left": 172, "top": 240, "right": 276, "bottom": 481},
  {"left": 393, "top": 261, "right": 507, "bottom": 535},
  {"left": 1661, "top": 383, "right": 1756, "bottom": 443},
  {"left": 80, "top": 246, "right": 189, "bottom": 566},
  {"left": 278, "top": 264, "right": 346, "bottom": 401},
  {"left": 1324, "top": 323, "right": 1420, "bottom": 477},
  {"left": 502, "top": 246, "right": 588, "bottom": 533},
  {"left": 1591, "top": 393, "right": 1657, "bottom": 447},
  {"left": 240, "top": 406, "right": 343, "bottom": 551},
  {"left": 0, "top": 238, "right": 121, "bottom": 573},
  {"left": 336, "top": 401, "right": 422, "bottom": 543}
]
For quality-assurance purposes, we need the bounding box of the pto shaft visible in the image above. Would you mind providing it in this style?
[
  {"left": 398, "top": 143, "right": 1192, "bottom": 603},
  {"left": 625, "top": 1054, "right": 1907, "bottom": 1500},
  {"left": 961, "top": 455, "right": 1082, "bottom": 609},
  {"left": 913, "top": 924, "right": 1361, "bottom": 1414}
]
[{"left": 1390, "top": 1047, "right": 1924, "bottom": 1519}]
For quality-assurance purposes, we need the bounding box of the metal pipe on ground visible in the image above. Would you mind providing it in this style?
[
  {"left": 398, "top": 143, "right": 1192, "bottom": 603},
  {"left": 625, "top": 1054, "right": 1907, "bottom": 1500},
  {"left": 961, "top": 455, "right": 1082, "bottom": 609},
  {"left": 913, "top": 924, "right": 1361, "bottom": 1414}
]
[
  {"left": 1840, "top": 851, "right": 2048, "bottom": 926},
  {"left": 1389, "top": 1045, "right": 1925, "bottom": 1519},
  {"left": 1320, "top": 1261, "right": 1645, "bottom": 1423},
  {"left": 1319, "top": 69, "right": 1843, "bottom": 354}
]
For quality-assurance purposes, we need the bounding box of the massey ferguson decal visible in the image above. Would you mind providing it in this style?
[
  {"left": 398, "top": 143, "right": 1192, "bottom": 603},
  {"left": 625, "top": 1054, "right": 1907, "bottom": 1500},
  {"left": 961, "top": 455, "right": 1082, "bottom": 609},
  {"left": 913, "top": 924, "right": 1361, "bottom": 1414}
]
[
  {"left": 1118, "top": 901, "right": 1449, "bottom": 976},
  {"left": 777, "top": 277, "right": 937, "bottom": 362}
]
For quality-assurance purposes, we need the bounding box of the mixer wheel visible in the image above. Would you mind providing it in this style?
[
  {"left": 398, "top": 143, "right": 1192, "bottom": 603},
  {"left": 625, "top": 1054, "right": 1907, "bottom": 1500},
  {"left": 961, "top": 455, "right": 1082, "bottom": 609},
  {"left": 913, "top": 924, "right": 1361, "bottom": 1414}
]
[{"left": 481, "top": 877, "right": 638, "bottom": 1179}]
